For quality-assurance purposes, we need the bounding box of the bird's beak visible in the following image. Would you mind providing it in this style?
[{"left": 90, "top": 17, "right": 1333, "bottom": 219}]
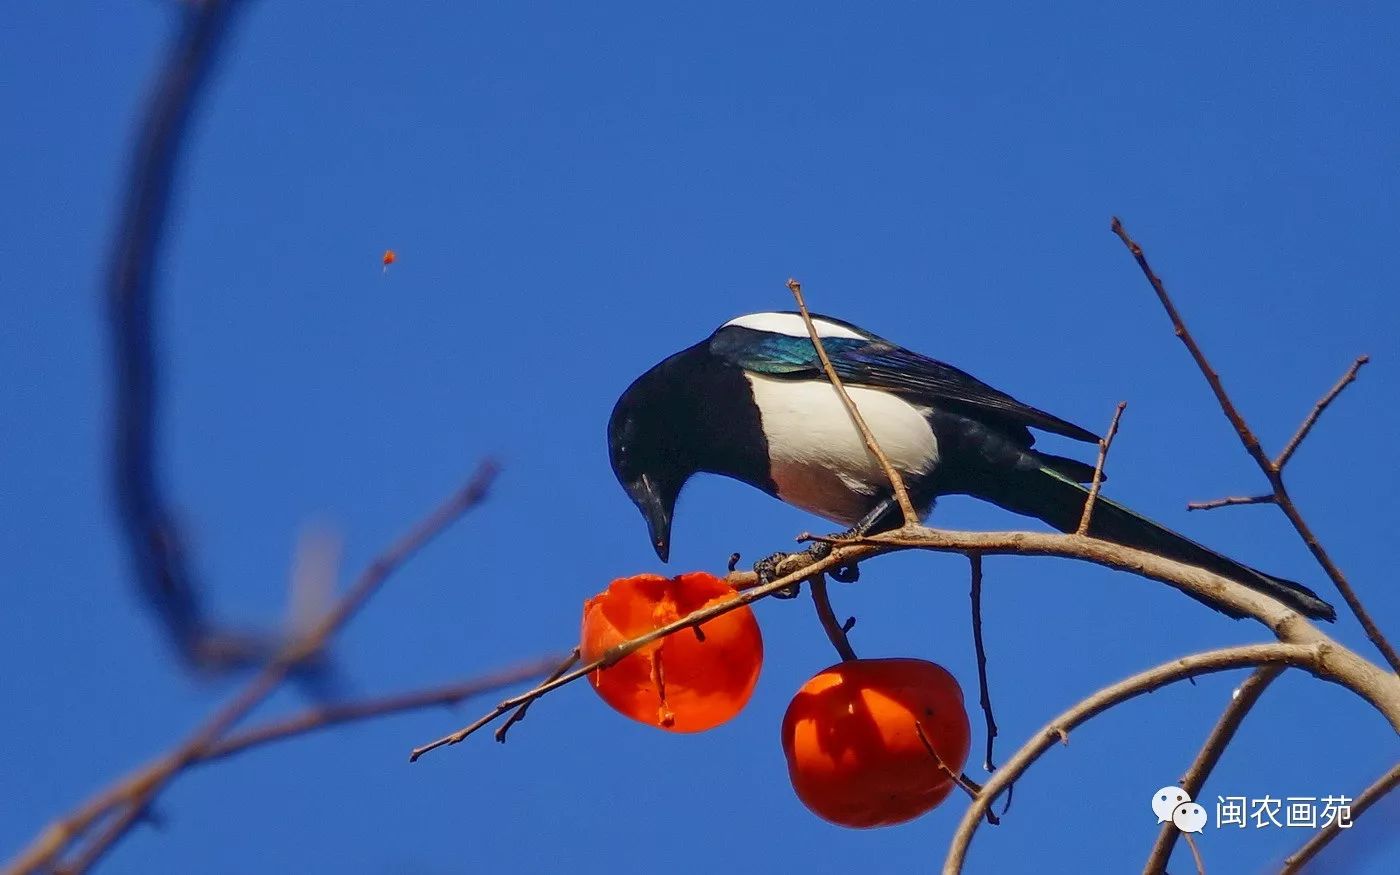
[{"left": 628, "top": 473, "right": 674, "bottom": 562}]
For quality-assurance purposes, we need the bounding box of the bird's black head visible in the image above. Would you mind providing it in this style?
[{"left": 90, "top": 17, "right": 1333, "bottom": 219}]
[{"left": 607, "top": 344, "right": 711, "bottom": 563}]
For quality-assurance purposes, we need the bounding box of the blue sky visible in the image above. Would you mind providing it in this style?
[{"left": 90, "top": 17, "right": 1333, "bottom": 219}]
[{"left": 2, "top": 3, "right": 1398, "bottom": 873}]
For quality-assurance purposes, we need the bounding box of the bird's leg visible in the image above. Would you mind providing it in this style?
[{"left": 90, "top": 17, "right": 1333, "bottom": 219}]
[{"left": 755, "top": 495, "right": 912, "bottom": 592}]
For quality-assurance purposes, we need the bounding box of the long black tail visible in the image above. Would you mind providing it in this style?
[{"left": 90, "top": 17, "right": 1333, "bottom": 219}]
[{"left": 969, "top": 463, "right": 1337, "bottom": 621}]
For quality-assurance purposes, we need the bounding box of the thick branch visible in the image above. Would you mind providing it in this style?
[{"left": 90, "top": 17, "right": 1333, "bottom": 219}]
[
  {"left": 1142, "top": 665, "right": 1285, "bottom": 873},
  {"left": 414, "top": 525, "right": 1400, "bottom": 763},
  {"left": 944, "top": 644, "right": 1328, "bottom": 874},
  {"left": 1110, "top": 218, "right": 1399, "bottom": 675}
]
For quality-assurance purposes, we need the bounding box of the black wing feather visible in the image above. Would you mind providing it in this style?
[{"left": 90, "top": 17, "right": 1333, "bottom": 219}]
[{"left": 710, "top": 324, "right": 1098, "bottom": 445}]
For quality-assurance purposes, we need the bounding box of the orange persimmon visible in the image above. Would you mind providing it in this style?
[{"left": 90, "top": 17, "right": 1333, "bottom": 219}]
[
  {"left": 781, "top": 658, "right": 971, "bottom": 828},
  {"left": 580, "top": 572, "right": 762, "bottom": 732}
]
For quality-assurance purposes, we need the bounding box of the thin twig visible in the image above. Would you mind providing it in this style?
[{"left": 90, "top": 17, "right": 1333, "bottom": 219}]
[
  {"left": 1142, "top": 666, "right": 1285, "bottom": 873},
  {"left": 1111, "top": 217, "right": 1400, "bottom": 675},
  {"left": 1186, "top": 494, "right": 1275, "bottom": 512},
  {"left": 809, "top": 574, "right": 857, "bottom": 661},
  {"left": 8, "top": 463, "right": 499, "bottom": 875},
  {"left": 1280, "top": 759, "right": 1400, "bottom": 873},
  {"left": 108, "top": 0, "right": 266, "bottom": 671},
  {"left": 1076, "top": 402, "right": 1127, "bottom": 535},
  {"left": 1274, "top": 355, "right": 1370, "bottom": 470},
  {"left": 786, "top": 278, "right": 920, "bottom": 525},
  {"left": 943, "top": 643, "right": 1330, "bottom": 874},
  {"left": 915, "top": 721, "right": 998, "bottom": 826},
  {"left": 968, "top": 555, "right": 998, "bottom": 774},
  {"left": 494, "top": 649, "right": 581, "bottom": 743},
  {"left": 1181, "top": 832, "right": 1206, "bottom": 875}
]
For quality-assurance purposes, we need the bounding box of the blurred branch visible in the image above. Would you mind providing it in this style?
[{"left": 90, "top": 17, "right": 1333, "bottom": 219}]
[
  {"left": 108, "top": 0, "right": 264, "bottom": 670},
  {"left": 1280, "top": 759, "right": 1400, "bottom": 873},
  {"left": 205, "top": 656, "right": 565, "bottom": 762},
  {"left": 5, "top": 463, "right": 500, "bottom": 875},
  {"left": 943, "top": 643, "right": 1317, "bottom": 874},
  {"left": 1142, "top": 665, "right": 1285, "bottom": 873},
  {"left": 1110, "top": 218, "right": 1398, "bottom": 675}
]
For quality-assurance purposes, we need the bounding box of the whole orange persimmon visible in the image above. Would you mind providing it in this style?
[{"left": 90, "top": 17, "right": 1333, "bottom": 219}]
[
  {"left": 781, "top": 658, "right": 971, "bottom": 828},
  {"left": 580, "top": 572, "right": 762, "bottom": 732}
]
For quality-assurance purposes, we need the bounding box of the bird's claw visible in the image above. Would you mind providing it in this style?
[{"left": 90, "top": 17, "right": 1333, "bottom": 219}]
[
  {"left": 754, "top": 541, "right": 841, "bottom": 598},
  {"left": 755, "top": 551, "right": 803, "bottom": 599}
]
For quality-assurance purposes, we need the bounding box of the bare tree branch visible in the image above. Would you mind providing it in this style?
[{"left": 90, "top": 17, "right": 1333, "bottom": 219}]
[
  {"left": 1274, "top": 354, "right": 1370, "bottom": 470},
  {"left": 1186, "top": 494, "right": 1274, "bottom": 512},
  {"left": 787, "top": 277, "right": 920, "bottom": 525},
  {"left": 1110, "top": 218, "right": 1399, "bottom": 675},
  {"left": 1142, "top": 666, "right": 1285, "bottom": 873},
  {"left": 107, "top": 0, "right": 271, "bottom": 671},
  {"left": 493, "top": 649, "right": 581, "bottom": 744},
  {"left": 1076, "top": 401, "right": 1127, "bottom": 535},
  {"left": 967, "top": 555, "right": 999, "bottom": 775},
  {"left": 6, "top": 463, "right": 499, "bottom": 875},
  {"left": 412, "top": 524, "right": 1400, "bottom": 763},
  {"left": 944, "top": 644, "right": 1322, "bottom": 874},
  {"left": 810, "top": 573, "right": 858, "bottom": 661},
  {"left": 206, "top": 656, "right": 565, "bottom": 762},
  {"left": 1280, "top": 759, "right": 1400, "bottom": 873},
  {"left": 914, "top": 721, "right": 998, "bottom": 826}
]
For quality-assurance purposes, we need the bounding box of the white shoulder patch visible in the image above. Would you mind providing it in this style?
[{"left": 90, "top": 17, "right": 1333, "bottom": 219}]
[{"left": 722, "top": 312, "right": 866, "bottom": 340}]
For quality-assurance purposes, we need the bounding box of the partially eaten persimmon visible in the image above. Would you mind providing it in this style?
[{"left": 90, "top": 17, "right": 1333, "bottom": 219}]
[
  {"left": 781, "top": 658, "right": 971, "bottom": 828},
  {"left": 580, "top": 572, "right": 762, "bottom": 732}
]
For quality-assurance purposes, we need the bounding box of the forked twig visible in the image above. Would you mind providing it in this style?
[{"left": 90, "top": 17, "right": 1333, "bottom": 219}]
[
  {"left": 494, "top": 649, "right": 581, "bottom": 743},
  {"left": 1110, "top": 217, "right": 1399, "bottom": 675}
]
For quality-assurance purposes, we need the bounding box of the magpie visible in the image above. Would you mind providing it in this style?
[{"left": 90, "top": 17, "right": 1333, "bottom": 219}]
[{"left": 608, "top": 311, "right": 1336, "bottom": 621}]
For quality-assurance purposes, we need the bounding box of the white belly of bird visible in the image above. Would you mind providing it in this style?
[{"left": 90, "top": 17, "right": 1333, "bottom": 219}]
[{"left": 745, "top": 373, "right": 939, "bottom": 525}]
